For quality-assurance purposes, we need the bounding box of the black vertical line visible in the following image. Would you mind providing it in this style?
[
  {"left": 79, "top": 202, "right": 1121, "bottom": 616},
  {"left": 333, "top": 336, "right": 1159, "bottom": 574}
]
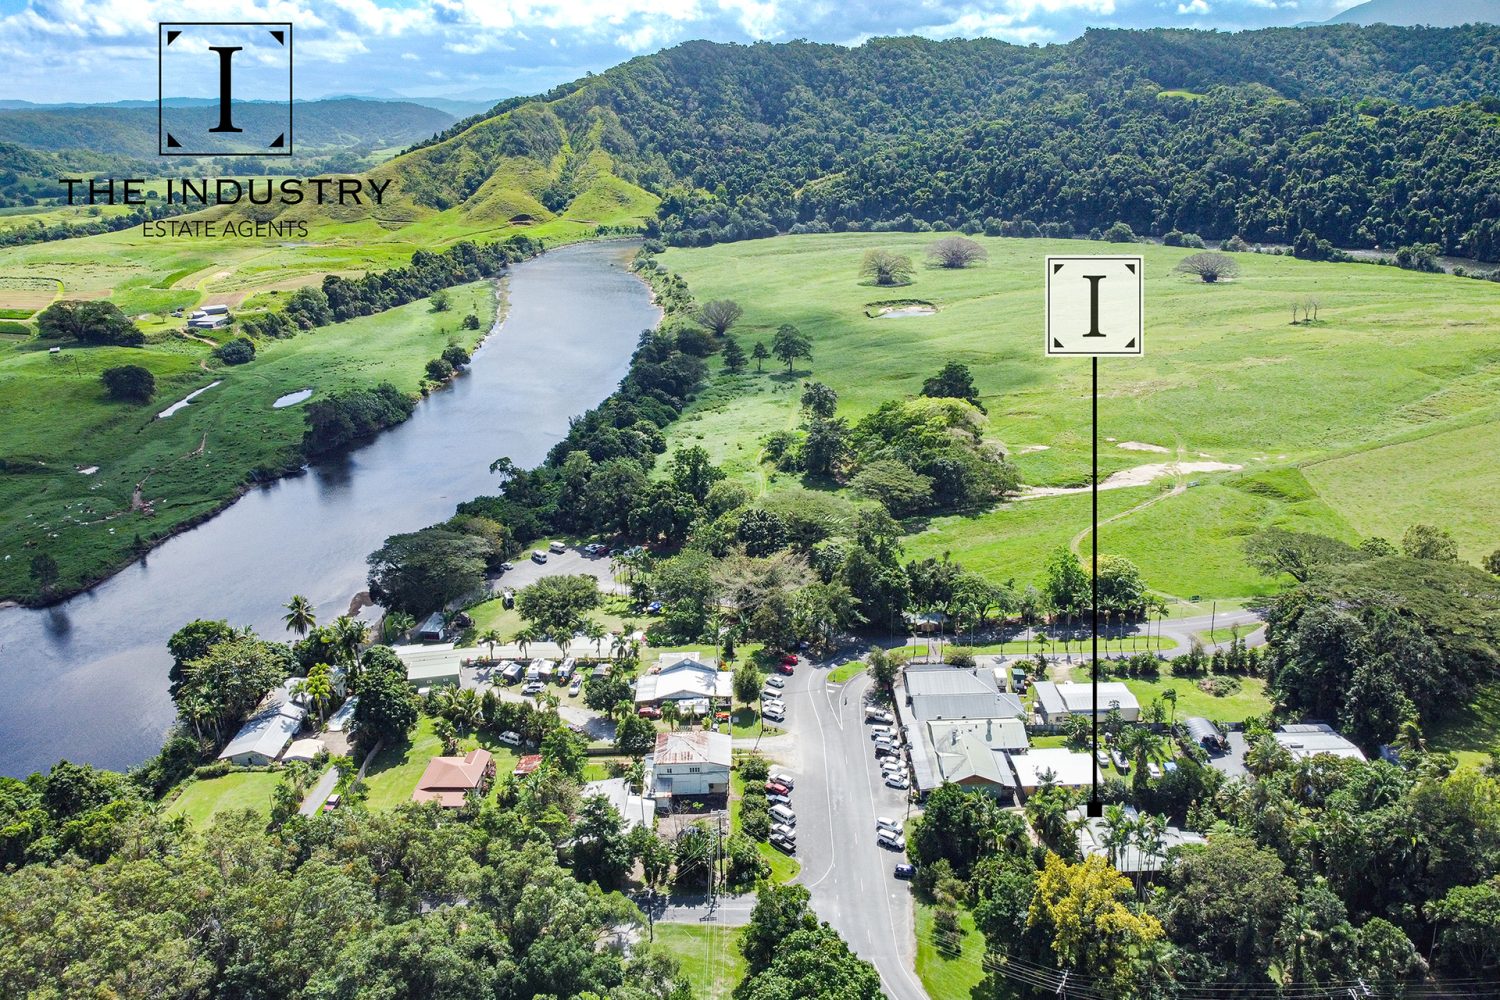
[{"left": 1091, "top": 355, "right": 1100, "bottom": 812}]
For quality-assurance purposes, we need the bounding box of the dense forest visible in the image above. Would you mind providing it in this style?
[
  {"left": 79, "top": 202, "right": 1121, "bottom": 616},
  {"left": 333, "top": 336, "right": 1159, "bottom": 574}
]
[{"left": 395, "top": 25, "right": 1500, "bottom": 259}]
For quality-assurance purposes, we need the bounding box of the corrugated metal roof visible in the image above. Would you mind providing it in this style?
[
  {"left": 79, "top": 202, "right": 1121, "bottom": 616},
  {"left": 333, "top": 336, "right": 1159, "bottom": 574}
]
[{"left": 653, "top": 730, "right": 732, "bottom": 767}]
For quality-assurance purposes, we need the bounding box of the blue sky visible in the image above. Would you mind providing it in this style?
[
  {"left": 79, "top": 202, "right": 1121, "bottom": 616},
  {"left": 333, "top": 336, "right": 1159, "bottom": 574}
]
[{"left": 0, "top": 0, "right": 1368, "bottom": 104}]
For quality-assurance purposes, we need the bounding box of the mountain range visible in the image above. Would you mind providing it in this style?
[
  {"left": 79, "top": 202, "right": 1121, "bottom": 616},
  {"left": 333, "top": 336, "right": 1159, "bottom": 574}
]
[{"left": 1329, "top": 0, "right": 1498, "bottom": 27}]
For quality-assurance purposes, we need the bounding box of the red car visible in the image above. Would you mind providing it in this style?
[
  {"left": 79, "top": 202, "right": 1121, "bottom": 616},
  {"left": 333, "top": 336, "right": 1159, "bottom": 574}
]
[
  {"left": 637, "top": 706, "right": 662, "bottom": 719},
  {"left": 779, "top": 653, "right": 799, "bottom": 666},
  {"left": 774, "top": 661, "right": 795, "bottom": 676},
  {"left": 765, "top": 781, "right": 790, "bottom": 796}
]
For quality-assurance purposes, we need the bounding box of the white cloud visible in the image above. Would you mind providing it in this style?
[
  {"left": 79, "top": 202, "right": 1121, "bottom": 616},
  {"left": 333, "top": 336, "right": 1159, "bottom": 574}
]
[{"left": 1177, "top": 0, "right": 1210, "bottom": 13}]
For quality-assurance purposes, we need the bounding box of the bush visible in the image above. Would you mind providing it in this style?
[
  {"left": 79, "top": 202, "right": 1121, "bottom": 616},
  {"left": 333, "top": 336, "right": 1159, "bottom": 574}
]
[
  {"left": 214, "top": 337, "right": 255, "bottom": 365},
  {"left": 1221, "top": 234, "right": 1250, "bottom": 252},
  {"left": 441, "top": 344, "right": 470, "bottom": 369},
  {"left": 0, "top": 320, "right": 28, "bottom": 335},
  {"left": 739, "top": 753, "right": 771, "bottom": 782},
  {"left": 462, "top": 312, "right": 481, "bottom": 330},
  {"left": 1174, "top": 252, "right": 1241, "bottom": 283},
  {"left": 425, "top": 357, "right": 455, "bottom": 381},
  {"left": 1103, "top": 222, "right": 1137, "bottom": 243},
  {"left": 100, "top": 364, "right": 155, "bottom": 402}
]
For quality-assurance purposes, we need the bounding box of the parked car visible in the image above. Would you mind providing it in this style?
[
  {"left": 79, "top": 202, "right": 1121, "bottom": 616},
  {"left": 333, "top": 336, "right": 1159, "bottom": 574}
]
[
  {"left": 522, "top": 681, "right": 543, "bottom": 696},
  {"left": 770, "top": 834, "right": 796, "bottom": 853},
  {"left": 865, "top": 707, "right": 894, "bottom": 724},
  {"left": 873, "top": 734, "right": 897, "bottom": 747},
  {"left": 531, "top": 550, "right": 548, "bottom": 564},
  {"left": 647, "top": 601, "right": 662, "bottom": 614},
  {"left": 880, "top": 759, "right": 903, "bottom": 773},
  {"left": 875, "top": 744, "right": 901, "bottom": 759},
  {"left": 779, "top": 653, "right": 799, "bottom": 666},
  {"left": 878, "top": 829, "right": 907, "bottom": 851},
  {"left": 765, "top": 675, "right": 786, "bottom": 689},
  {"left": 1111, "top": 750, "right": 1130, "bottom": 773},
  {"left": 774, "top": 661, "right": 795, "bottom": 676},
  {"left": 548, "top": 541, "right": 566, "bottom": 554},
  {"left": 322, "top": 793, "right": 341, "bottom": 813},
  {"left": 770, "top": 772, "right": 794, "bottom": 789},
  {"left": 763, "top": 709, "right": 785, "bottom": 723},
  {"left": 568, "top": 679, "right": 583, "bottom": 697},
  {"left": 771, "top": 823, "right": 796, "bottom": 841},
  {"left": 876, "top": 817, "right": 900, "bottom": 833},
  {"left": 500, "top": 561, "right": 514, "bottom": 571},
  {"left": 894, "top": 863, "right": 917, "bottom": 880},
  {"left": 498, "top": 731, "right": 522, "bottom": 747},
  {"left": 761, "top": 698, "right": 786, "bottom": 712},
  {"left": 1147, "top": 762, "right": 1163, "bottom": 779},
  {"left": 765, "top": 781, "right": 790, "bottom": 796},
  {"left": 770, "top": 804, "right": 795, "bottom": 826},
  {"left": 885, "top": 774, "right": 910, "bottom": 790},
  {"left": 767, "top": 793, "right": 791, "bottom": 807},
  {"left": 637, "top": 706, "right": 662, "bottom": 719},
  {"left": 870, "top": 725, "right": 894, "bottom": 739}
]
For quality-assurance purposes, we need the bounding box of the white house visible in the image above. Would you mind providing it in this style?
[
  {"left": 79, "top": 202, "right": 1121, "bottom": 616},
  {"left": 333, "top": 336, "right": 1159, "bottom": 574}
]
[
  {"left": 1274, "top": 723, "right": 1367, "bottom": 762},
  {"left": 1031, "top": 681, "right": 1141, "bottom": 724},
  {"left": 1007, "top": 748, "right": 1098, "bottom": 795},
  {"left": 218, "top": 693, "right": 307, "bottom": 766},
  {"left": 582, "top": 777, "right": 655, "bottom": 832},
  {"left": 644, "top": 730, "right": 731, "bottom": 804},
  {"left": 1070, "top": 805, "right": 1206, "bottom": 873},
  {"left": 634, "top": 653, "right": 732, "bottom": 707}
]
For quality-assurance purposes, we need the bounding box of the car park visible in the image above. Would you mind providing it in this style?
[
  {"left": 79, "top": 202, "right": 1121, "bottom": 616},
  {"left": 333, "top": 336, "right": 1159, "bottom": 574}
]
[
  {"left": 765, "top": 675, "right": 786, "bottom": 689},
  {"left": 894, "top": 863, "right": 916, "bottom": 880},
  {"left": 885, "top": 774, "right": 910, "bottom": 790},
  {"left": 877, "top": 829, "right": 906, "bottom": 851}
]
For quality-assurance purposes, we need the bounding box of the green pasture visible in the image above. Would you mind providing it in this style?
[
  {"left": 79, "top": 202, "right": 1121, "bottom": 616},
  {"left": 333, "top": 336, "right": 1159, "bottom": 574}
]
[
  {"left": 651, "top": 924, "right": 748, "bottom": 1000},
  {"left": 661, "top": 234, "right": 1500, "bottom": 600},
  {"left": 361, "top": 714, "right": 519, "bottom": 810},
  {"left": 164, "top": 770, "right": 282, "bottom": 826},
  {"left": 0, "top": 280, "right": 496, "bottom": 602}
]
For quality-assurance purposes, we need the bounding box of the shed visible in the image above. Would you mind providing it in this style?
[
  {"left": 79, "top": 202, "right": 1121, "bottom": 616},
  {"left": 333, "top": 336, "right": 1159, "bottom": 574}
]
[
  {"left": 416, "top": 613, "right": 446, "bottom": 643},
  {"left": 1183, "top": 716, "right": 1226, "bottom": 750}
]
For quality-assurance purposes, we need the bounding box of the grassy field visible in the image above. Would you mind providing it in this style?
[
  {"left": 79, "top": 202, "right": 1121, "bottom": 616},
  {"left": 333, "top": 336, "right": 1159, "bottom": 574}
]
[
  {"left": 660, "top": 234, "right": 1500, "bottom": 600},
  {"left": 652, "top": 924, "right": 748, "bottom": 1000},
  {"left": 914, "top": 903, "right": 987, "bottom": 1000},
  {"left": 361, "top": 714, "right": 519, "bottom": 810},
  {"left": 164, "top": 770, "right": 282, "bottom": 826},
  {"left": 0, "top": 280, "right": 496, "bottom": 601},
  {"left": 1122, "top": 674, "right": 1273, "bottom": 724},
  {"left": 1427, "top": 678, "right": 1500, "bottom": 769}
]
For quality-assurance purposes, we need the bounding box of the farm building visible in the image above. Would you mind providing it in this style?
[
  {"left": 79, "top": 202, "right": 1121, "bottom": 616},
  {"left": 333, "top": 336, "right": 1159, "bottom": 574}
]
[{"left": 1031, "top": 681, "right": 1141, "bottom": 724}]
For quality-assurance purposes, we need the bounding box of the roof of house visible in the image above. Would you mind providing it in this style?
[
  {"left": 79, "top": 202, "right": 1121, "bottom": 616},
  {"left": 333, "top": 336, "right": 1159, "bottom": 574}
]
[
  {"left": 1009, "top": 748, "right": 1098, "bottom": 789},
  {"left": 635, "top": 656, "right": 732, "bottom": 703},
  {"left": 513, "top": 754, "right": 543, "bottom": 775},
  {"left": 217, "top": 693, "right": 306, "bottom": 762},
  {"left": 1274, "top": 723, "right": 1367, "bottom": 762},
  {"left": 653, "top": 730, "right": 732, "bottom": 768},
  {"left": 412, "top": 748, "right": 494, "bottom": 808},
  {"left": 931, "top": 727, "right": 1017, "bottom": 789},
  {"left": 1070, "top": 805, "right": 1207, "bottom": 872},
  {"left": 583, "top": 778, "right": 655, "bottom": 832},
  {"left": 417, "top": 612, "right": 446, "bottom": 635},
  {"left": 927, "top": 717, "right": 1031, "bottom": 753},
  {"left": 282, "top": 738, "right": 326, "bottom": 762},
  {"left": 905, "top": 664, "right": 1025, "bottom": 723}
]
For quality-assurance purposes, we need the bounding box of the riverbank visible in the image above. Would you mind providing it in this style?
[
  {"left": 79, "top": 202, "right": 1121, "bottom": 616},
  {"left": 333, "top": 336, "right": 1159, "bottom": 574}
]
[{"left": 0, "top": 280, "right": 501, "bottom": 607}]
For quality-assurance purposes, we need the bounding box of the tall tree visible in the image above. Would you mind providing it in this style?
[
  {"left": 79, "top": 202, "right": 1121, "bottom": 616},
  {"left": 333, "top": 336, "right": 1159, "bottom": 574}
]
[{"left": 771, "top": 324, "right": 812, "bottom": 372}]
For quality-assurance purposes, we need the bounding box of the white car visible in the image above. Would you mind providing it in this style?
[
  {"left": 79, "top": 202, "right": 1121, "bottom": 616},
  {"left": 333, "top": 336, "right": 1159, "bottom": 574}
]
[
  {"left": 770, "top": 772, "right": 794, "bottom": 789},
  {"left": 568, "top": 679, "right": 583, "bottom": 696},
  {"left": 498, "top": 731, "right": 522, "bottom": 747},
  {"left": 771, "top": 823, "right": 797, "bottom": 841},
  {"left": 763, "top": 709, "right": 786, "bottom": 723},
  {"left": 1147, "top": 762, "right": 1162, "bottom": 779},
  {"left": 876, "top": 816, "right": 899, "bottom": 833},
  {"left": 878, "top": 829, "right": 906, "bottom": 851},
  {"left": 869, "top": 725, "right": 894, "bottom": 739},
  {"left": 885, "top": 774, "right": 910, "bottom": 790},
  {"left": 765, "top": 676, "right": 786, "bottom": 689}
]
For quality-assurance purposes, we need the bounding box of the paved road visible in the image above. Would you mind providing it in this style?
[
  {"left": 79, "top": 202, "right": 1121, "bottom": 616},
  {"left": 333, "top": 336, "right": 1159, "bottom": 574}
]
[
  {"left": 634, "top": 891, "right": 757, "bottom": 926},
  {"left": 299, "top": 766, "right": 340, "bottom": 817},
  {"left": 488, "top": 547, "right": 627, "bottom": 596},
  {"left": 785, "top": 659, "right": 930, "bottom": 1000}
]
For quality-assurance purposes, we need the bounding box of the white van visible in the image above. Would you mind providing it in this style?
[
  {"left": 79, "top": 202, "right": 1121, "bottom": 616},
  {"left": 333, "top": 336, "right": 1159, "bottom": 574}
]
[
  {"left": 531, "top": 550, "right": 548, "bottom": 564},
  {"left": 548, "top": 540, "right": 567, "bottom": 554},
  {"left": 770, "top": 804, "right": 796, "bottom": 826}
]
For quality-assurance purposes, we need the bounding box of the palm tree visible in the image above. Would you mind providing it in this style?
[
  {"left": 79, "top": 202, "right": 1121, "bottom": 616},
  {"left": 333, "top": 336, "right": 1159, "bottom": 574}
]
[
  {"left": 514, "top": 626, "right": 537, "bottom": 659},
  {"left": 611, "top": 629, "right": 632, "bottom": 662},
  {"left": 450, "top": 688, "right": 484, "bottom": 732},
  {"left": 332, "top": 616, "right": 368, "bottom": 665},
  {"left": 478, "top": 629, "right": 504, "bottom": 663},
  {"left": 582, "top": 618, "right": 608, "bottom": 658},
  {"left": 661, "top": 700, "right": 681, "bottom": 731},
  {"left": 1135, "top": 813, "right": 1168, "bottom": 899},
  {"left": 294, "top": 662, "right": 334, "bottom": 725},
  {"left": 1101, "top": 803, "right": 1131, "bottom": 868},
  {"left": 1162, "top": 688, "right": 1179, "bottom": 726},
  {"left": 283, "top": 595, "right": 317, "bottom": 637},
  {"left": 384, "top": 611, "right": 415, "bottom": 643}
]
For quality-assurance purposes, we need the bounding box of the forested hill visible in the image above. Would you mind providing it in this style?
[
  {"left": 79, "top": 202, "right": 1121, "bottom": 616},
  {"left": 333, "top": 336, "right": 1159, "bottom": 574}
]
[
  {"left": 383, "top": 24, "right": 1500, "bottom": 260},
  {"left": 0, "top": 98, "right": 455, "bottom": 159}
]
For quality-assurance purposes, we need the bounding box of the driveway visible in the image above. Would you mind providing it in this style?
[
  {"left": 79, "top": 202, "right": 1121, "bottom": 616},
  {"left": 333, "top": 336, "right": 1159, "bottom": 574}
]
[
  {"left": 298, "top": 765, "right": 339, "bottom": 816},
  {"left": 634, "top": 890, "right": 757, "bottom": 927},
  {"left": 1209, "top": 730, "right": 1251, "bottom": 778},
  {"left": 784, "top": 658, "right": 930, "bottom": 1000}
]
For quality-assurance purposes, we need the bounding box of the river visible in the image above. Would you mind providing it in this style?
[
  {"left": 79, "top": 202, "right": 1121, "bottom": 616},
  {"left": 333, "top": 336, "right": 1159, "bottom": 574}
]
[{"left": 0, "top": 240, "right": 657, "bottom": 778}]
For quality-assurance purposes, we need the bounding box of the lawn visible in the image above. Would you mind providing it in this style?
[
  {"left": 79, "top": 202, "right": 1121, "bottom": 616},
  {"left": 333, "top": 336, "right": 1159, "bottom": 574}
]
[
  {"left": 828, "top": 661, "right": 867, "bottom": 684},
  {"left": 651, "top": 924, "right": 747, "bottom": 1000},
  {"left": 1123, "top": 674, "right": 1273, "bottom": 725},
  {"left": 164, "top": 770, "right": 282, "bottom": 826},
  {"left": 728, "top": 708, "right": 784, "bottom": 739},
  {"left": 661, "top": 234, "right": 1500, "bottom": 603},
  {"left": 962, "top": 633, "right": 1177, "bottom": 656},
  {"left": 0, "top": 280, "right": 497, "bottom": 602},
  {"left": 1427, "top": 678, "right": 1500, "bottom": 770},
  {"left": 914, "top": 903, "right": 988, "bottom": 1000},
  {"left": 361, "top": 714, "right": 518, "bottom": 810}
]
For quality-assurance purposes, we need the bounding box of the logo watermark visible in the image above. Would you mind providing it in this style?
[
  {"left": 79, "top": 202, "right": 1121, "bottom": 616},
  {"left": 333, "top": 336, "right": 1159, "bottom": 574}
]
[{"left": 159, "top": 22, "right": 293, "bottom": 157}]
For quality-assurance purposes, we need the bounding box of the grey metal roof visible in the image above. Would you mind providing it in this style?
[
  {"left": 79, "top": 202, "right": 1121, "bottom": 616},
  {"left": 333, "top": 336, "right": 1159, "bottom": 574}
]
[
  {"left": 912, "top": 692, "right": 1025, "bottom": 723},
  {"left": 1183, "top": 717, "right": 1223, "bottom": 744},
  {"left": 905, "top": 664, "right": 998, "bottom": 698}
]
